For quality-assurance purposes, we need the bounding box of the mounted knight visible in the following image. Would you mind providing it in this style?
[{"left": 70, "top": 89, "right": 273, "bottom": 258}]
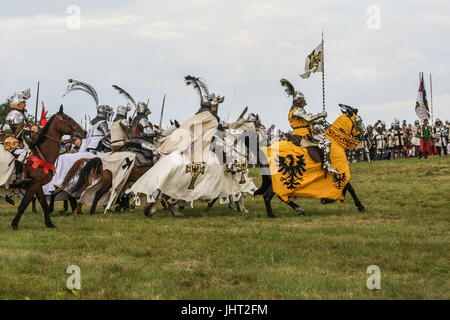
[
  {"left": 64, "top": 79, "right": 113, "bottom": 155},
  {"left": 111, "top": 85, "right": 159, "bottom": 166},
  {"left": 158, "top": 75, "right": 225, "bottom": 162},
  {"left": 281, "top": 79, "right": 338, "bottom": 174},
  {"left": 0, "top": 88, "right": 36, "bottom": 187}
]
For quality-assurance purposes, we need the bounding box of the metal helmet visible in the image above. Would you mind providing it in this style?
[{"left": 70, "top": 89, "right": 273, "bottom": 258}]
[
  {"left": 97, "top": 105, "right": 114, "bottom": 121},
  {"left": 293, "top": 91, "right": 306, "bottom": 108},
  {"left": 203, "top": 93, "right": 225, "bottom": 109},
  {"left": 435, "top": 118, "right": 441, "bottom": 124},
  {"left": 11, "top": 89, "right": 31, "bottom": 107},
  {"left": 116, "top": 103, "right": 132, "bottom": 118},
  {"left": 136, "top": 101, "right": 150, "bottom": 116}
]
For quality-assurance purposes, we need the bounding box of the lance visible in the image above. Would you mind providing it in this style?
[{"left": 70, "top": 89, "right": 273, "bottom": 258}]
[
  {"left": 226, "top": 90, "right": 236, "bottom": 123},
  {"left": 159, "top": 94, "right": 166, "bottom": 129},
  {"left": 34, "top": 81, "right": 40, "bottom": 124}
]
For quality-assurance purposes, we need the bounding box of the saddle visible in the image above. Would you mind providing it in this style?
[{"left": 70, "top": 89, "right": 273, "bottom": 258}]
[
  {"left": 290, "top": 135, "right": 323, "bottom": 164},
  {"left": 125, "top": 138, "right": 157, "bottom": 167}
]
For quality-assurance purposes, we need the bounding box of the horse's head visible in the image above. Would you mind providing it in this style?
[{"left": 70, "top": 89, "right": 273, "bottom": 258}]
[
  {"left": 337, "top": 104, "right": 365, "bottom": 137},
  {"left": 54, "top": 105, "right": 87, "bottom": 139}
]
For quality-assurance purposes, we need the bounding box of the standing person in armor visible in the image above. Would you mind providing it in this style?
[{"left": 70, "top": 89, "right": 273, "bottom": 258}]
[
  {"left": 110, "top": 104, "right": 131, "bottom": 151},
  {"left": 281, "top": 79, "right": 338, "bottom": 173},
  {"left": 391, "top": 119, "right": 405, "bottom": 159},
  {"left": 433, "top": 119, "right": 448, "bottom": 156},
  {"left": 411, "top": 120, "right": 421, "bottom": 157},
  {"left": 1, "top": 89, "right": 34, "bottom": 187},
  {"left": 385, "top": 122, "right": 394, "bottom": 160},
  {"left": 64, "top": 79, "right": 113, "bottom": 154},
  {"left": 357, "top": 131, "right": 371, "bottom": 162},
  {"left": 372, "top": 123, "right": 386, "bottom": 161}
]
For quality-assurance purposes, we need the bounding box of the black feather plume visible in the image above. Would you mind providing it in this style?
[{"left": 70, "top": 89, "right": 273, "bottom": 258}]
[
  {"left": 280, "top": 78, "right": 296, "bottom": 97},
  {"left": 64, "top": 79, "right": 99, "bottom": 106},
  {"left": 112, "top": 85, "right": 137, "bottom": 107},
  {"left": 184, "top": 75, "right": 210, "bottom": 103}
]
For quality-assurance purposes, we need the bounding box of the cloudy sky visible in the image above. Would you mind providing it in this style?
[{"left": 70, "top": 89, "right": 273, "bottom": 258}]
[{"left": 1, "top": 0, "right": 449, "bottom": 131}]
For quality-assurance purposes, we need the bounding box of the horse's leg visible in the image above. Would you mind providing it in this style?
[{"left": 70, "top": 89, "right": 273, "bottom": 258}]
[
  {"left": 69, "top": 196, "right": 77, "bottom": 213},
  {"left": 31, "top": 197, "right": 37, "bottom": 213},
  {"left": 205, "top": 197, "right": 218, "bottom": 212},
  {"left": 237, "top": 194, "right": 249, "bottom": 213},
  {"left": 11, "top": 185, "right": 39, "bottom": 230},
  {"left": 90, "top": 184, "right": 110, "bottom": 214},
  {"left": 263, "top": 185, "right": 276, "bottom": 218},
  {"left": 49, "top": 192, "right": 56, "bottom": 213},
  {"left": 36, "top": 187, "right": 55, "bottom": 228},
  {"left": 228, "top": 195, "right": 235, "bottom": 210},
  {"left": 286, "top": 200, "right": 306, "bottom": 216},
  {"left": 63, "top": 200, "right": 68, "bottom": 212},
  {"left": 344, "top": 182, "right": 366, "bottom": 212},
  {"left": 75, "top": 202, "right": 83, "bottom": 215}
]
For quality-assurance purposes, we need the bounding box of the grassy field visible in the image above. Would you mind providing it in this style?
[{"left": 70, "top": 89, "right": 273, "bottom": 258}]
[{"left": 0, "top": 156, "right": 449, "bottom": 300}]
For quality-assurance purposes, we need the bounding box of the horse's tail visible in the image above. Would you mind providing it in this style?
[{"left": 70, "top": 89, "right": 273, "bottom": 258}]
[
  {"left": 70, "top": 158, "right": 103, "bottom": 194},
  {"left": 54, "top": 158, "right": 90, "bottom": 194}
]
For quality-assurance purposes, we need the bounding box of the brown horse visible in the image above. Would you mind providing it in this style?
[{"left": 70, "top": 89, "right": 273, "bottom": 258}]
[
  {"left": 56, "top": 156, "right": 150, "bottom": 214},
  {"left": 11, "top": 105, "right": 86, "bottom": 230}
]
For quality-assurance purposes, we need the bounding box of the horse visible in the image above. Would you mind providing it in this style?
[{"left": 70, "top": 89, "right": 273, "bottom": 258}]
[
  {"left": 57, "top": 120, "right": 182, "bottom": 214},
  {"left": 10, "top": 105, "right": 86, "bottom": 230},
  {"left": 253, "top": 105, "right": 366, "bottom": 218},
  {"left": 205, "top": 113, "right": 268, "bottom": 213}
]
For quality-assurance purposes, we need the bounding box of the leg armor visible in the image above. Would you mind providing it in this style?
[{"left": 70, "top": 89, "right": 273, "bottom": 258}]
[{"left": 314, "top": 134, "right": 339, "bottom": 174}]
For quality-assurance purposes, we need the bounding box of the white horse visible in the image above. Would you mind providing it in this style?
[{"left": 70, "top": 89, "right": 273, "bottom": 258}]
[{"left": 127, "top": 111, "right": 267, "bottom": 217}]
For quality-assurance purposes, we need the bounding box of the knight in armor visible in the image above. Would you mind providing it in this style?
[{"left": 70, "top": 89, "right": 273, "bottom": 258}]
[
  {"left": 64, "top": 79, "right": 112, "bottom": 154},
  {"left": 1, "top": 89, "right": 34, "bottom": 187},
  {"left": 411, "top": 120, "right": 421, "bottom": 157},
  {"left": 433, "top": 118, "right": 448, "bottom": 156},
  {"left": 80, "top": 105, "right": 113, "bottom": 154},
  {"left": 158, "top": 76, "right": 226, "bottom": 163},
  {"left": 281, "top": 79, "right": 338, "bottom": 173},
  {"left": 372, "top": 122, "right": 386, "bottom": 161},
  {"left": 111, "top": 85, "right": 160, "bottom": 156},
  {"left": 110, "top": 104, "right": 132, "bottom": 151},
  {"left": 391, "top": 119, "right": 405, "bottom": 159}
]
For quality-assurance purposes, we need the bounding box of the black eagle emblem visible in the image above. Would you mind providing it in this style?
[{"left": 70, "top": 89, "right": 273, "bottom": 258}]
[
  {"left": 276, "top": 154, "right": 307, "bottom": 190},
  {"left": 332, "top": 172, "right": 347, "bottom": 189}
]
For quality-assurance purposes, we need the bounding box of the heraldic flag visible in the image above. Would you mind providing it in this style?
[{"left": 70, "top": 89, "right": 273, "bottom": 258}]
[
  {"left": 415, "top": 72, "right": 430, "bottom": 121},
  {"left": 300, "top": 42, "right": 323, "bottom": 79}
]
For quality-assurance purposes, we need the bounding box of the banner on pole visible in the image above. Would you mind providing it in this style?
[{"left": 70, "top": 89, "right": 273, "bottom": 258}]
[
  {"left": 300, "top": 42, "right": 324, "bottom": 79},
  {"left": 415, "top": 72, "right": 430, "bottom": 121}
]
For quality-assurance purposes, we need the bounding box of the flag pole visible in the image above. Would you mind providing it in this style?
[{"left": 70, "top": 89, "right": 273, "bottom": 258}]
[
  {"left": 321, "top": 29, "right": 326, "bottom": 111},
  {"left": 430, "top": 73, "right": 433, "bottom": 125},
  {"left": 34, "top": 81, "right": 40, "bottom": 125}
]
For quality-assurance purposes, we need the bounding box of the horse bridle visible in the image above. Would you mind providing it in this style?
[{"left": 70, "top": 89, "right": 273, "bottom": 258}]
[{"left": 44, "top": 113, "right": 81, "bottom": 145}]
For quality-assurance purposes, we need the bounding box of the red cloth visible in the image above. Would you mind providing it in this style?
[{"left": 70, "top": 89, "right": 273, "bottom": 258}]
[
  {"left": 39, "top": 105, "right": 47, "bottom": 127},
  {"left": 27, "top": 155, "right": 55, "bottom": 175},
  {"left": 420, "top": 139, "right": 432, "bottom": 154}
]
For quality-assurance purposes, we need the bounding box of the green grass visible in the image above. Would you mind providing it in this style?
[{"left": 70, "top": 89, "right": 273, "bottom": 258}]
[{"left": 0, "top": 156, "right": 449, "bottom": 299}]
